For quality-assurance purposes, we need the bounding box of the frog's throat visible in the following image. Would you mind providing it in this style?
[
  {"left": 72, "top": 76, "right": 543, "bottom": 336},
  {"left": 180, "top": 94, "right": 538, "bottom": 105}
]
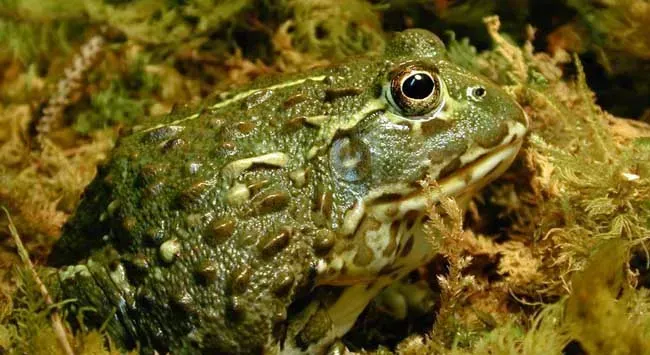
[{"left": 316, "top": 132, "right": 524, "bottom": 284}]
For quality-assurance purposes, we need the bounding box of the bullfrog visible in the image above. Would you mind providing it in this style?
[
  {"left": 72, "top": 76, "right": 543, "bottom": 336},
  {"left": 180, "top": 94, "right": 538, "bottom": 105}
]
[{"left": 49, "top": 29, "right": 528, "bottom": 354}]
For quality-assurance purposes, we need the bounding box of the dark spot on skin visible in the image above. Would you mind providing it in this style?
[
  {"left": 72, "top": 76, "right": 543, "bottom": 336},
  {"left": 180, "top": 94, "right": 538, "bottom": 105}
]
[
  {"left": 236, "top": 121, "right": 256, "bottom": 134},
  {"left": 383, "top": 222, "right": 400, "bottom": 257},
  {"left": 324, "top": 87, "right": 363, "bottom": 102},
  {"left": 312, "top": 186, "right": 333, "bottom": 220},
  {"left": 206, "top": 217, "right": 236, "bottom": 246},
  {"left": 420, "top": 119, "right": 451, "bottom": 137},
  {"left": 475, "top": 121, "right": 509, "bottom": 148},
  {"left": 162, "top": 138, "right": 186, "bottom": 152},
  {"left": 313, "top": 230, "right": 336, "bottom": 255},
  {"left": 246, "top": 179, "right": 269, "bottom": 196},
  {"left": 231, "top": 266, "right": 252, "bottom": 294},
  {"left": 242, "top": 89, "right": 272, "bottom": 110},
  {"left": 144, "top": 227, "right": 165, "bottom": 246},
  {"left": 283, "top": 93, "right": 308, "bottom": 108},
  {"left": 272, "top": 271, "right": 295, "bottom": 296},
  {"left": 195, "top": 261, "right": 219, "bottom": 284},
  {"left": 371, "top": 192, "right": 404, "bottom": 204},
  {"left": 136, "top": 288, "right": 157, "bottom": 311},
  {"left": 260, "top": 228, "right": 292, "bottom": 256},
  {"left": 172, "top": 292, "right": 195, "bottom": 313},
  {"left": 128, "top": 253, "right": 150, "bottom": 271},
  {"left": 439, "top": 157, "right": 462, "bottom": 179},
  {"left": 284, "top": 116, "right": 306, "bottom": 131},
  {"left": 141, "top": 126, "right": 182, "bottom": 144},
  {"left": 177, "top": 181, "right": 210, "bottom": 209},
  {"left": 122, "top": 216, "right": 137, "bottom": 232},
  {"left": 404, "top": 210, "right": 420, "bottom": 230},
  {"left": 344, "top": 213, "right": 366, "bottom": 240},
  {"left": 138, "top": 164, "right": 165, "bottom": 186},
  {"left": 365, "top": 281, "right": 375, "bottom": 290},
  {"left": 353, "top": 243, "right": 374, "bottom": 267},
  {"left": 228, "top": 296, "right": 245, "bottom": 319},
  {"left": 400, "top": 235, "right": 414, "bottom": 257},
  {"left": 379, "top": 264, "right": 399, "bottom": 276},
  {"left": 372, "top": 83, "right": 383, "bottom": 98},
  {"left": 253, "top": 190, "right": 290, "bottom": 215}
]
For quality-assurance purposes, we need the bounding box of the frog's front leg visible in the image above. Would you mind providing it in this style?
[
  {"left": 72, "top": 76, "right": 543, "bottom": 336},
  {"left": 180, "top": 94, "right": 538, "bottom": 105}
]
[
  {"left": 56, "top": 256, "right": 142, "bottom": 350},
  {"left": 282, "top": 281, "right": 391, "bottom": 354},
  {"left": 373, "top": 278, "right": 436, "bottom": 321}
]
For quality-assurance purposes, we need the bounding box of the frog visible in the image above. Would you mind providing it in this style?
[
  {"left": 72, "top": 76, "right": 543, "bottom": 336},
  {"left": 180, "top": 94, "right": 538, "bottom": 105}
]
[{"left": 48, "top": 29, "right": 528, "bottom": 354}]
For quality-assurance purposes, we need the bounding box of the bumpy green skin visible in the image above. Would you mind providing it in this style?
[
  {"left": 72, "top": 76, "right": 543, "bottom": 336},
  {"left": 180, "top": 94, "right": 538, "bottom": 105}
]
[{"left": 49, "top": 30, "right": 527, "bottom": 354}]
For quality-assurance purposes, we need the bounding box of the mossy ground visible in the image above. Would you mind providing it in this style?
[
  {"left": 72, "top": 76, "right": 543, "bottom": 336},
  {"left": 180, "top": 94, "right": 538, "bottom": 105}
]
[{"left": 1, "top": 1, "right": 650, "bottom": 354}]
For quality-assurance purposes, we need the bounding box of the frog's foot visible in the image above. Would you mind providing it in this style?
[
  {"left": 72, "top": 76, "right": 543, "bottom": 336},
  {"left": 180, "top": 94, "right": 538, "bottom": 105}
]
[
  {"left": 373, "top": 279, "right": 436, "bottom": 321},
  {"left": 281, "top": 281, "right": 390, "bottom": 354},
  {"left": 57, "top": 262, "right": 140, "bottom": 349}
]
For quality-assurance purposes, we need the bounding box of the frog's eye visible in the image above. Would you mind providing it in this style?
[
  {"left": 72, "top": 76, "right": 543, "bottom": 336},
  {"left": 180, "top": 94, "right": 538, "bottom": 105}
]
[{"left": 388, "top": 65, "right": 444, "bottom": 119}]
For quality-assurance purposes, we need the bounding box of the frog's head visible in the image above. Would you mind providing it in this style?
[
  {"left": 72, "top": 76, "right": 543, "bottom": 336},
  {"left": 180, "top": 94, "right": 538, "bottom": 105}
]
[{"left": 328, "top": 29, "right": 529, "bottom": 219}]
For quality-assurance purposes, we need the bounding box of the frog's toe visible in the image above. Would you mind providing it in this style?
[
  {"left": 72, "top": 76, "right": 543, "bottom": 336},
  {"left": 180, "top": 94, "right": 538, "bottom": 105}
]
[
  {"left": 283, "top": 282, "right": 388, "bottom": 354},
  {"left": 325, "top": 340, "right": 352, "bottom": 355},
  {"left": 57, "top": 263, "right": 138, "bottom": 349},
  {"left": 374, "top": 279, "right": 436, "bottom": 320}
]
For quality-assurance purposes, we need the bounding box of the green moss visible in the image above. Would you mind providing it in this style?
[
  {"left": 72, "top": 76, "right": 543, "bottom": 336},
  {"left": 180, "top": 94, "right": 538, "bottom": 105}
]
[
  {"left": 565, "top": 240, "right": 650, "bottom": 354},
  {"left": 279, "top": 0, "right": 385, "bottom": 58},
  {"left": 73, "top": 54, "right": 159, "bottom": 133}
]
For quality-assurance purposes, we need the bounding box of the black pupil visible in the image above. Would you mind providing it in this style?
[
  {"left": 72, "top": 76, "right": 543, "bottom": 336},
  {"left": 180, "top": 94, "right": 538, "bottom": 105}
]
[
  {"left": 474, "top": 87, "right": 486, "bottom": 97},
  {"left": 402, "top": 73, "right": 434, "bottom": 100}
]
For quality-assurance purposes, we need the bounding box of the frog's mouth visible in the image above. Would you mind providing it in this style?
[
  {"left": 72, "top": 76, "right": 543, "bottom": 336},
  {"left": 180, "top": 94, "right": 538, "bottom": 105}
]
[{"left": 366, "top": 124, "right": 526, "bottom": 220}]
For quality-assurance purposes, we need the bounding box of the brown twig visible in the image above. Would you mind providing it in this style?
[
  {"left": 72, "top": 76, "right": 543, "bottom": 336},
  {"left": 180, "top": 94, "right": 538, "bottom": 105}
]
[
  {"left": 36, "top": 34, "right": 105, "bottom": 147},
  {"left": 2, "top": 207, "right": 75, "bottom": 355}
]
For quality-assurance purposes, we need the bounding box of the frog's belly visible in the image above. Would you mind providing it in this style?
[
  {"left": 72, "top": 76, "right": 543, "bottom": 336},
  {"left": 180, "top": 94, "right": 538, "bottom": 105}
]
[
  {"left": 282, "top": 218, "right": 434, "bottom": 354},
  {"left": 320, "top": 224, "right": 434, "bottom": 343}
]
